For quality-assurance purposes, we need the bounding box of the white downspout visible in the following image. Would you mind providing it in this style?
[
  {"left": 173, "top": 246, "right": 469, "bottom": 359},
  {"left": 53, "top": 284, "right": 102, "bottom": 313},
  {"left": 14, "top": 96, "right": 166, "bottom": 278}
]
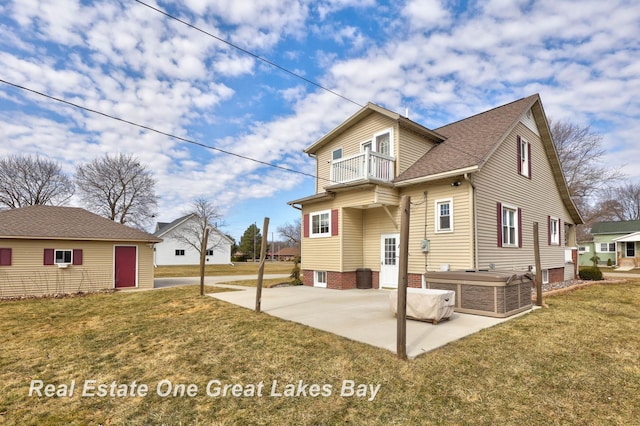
[{"left": 464, "top": 173, "right": 479, "bottom": 270}]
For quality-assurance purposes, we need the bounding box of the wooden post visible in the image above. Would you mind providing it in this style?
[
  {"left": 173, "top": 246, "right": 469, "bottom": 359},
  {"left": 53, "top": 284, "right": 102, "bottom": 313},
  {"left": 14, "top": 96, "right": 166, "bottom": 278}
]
[
  {"left": 199, "top": 226, "right": 210, "bottom": 296},
  {"left": 397, "top": 195, "right": 410, "bottom": 360},
  {"left": 533, "top": 222, "right": 543, "bottom": 306},
  {"left": 256, "top": 217, "right": 269, "bottom": 312}
]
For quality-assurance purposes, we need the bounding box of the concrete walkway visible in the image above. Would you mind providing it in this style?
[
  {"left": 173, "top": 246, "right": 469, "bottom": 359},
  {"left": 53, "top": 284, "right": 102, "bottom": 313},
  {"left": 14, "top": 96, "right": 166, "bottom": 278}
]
[{"left": 209, "top": 285, "right": 535, "bottom": 359}]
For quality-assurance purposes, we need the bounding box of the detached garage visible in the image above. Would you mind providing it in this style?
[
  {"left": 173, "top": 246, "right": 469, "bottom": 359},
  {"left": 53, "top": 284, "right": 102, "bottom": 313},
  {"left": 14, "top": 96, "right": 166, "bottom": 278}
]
[{"left": 0, "top": 205, "right": 161, "bottom": 297}]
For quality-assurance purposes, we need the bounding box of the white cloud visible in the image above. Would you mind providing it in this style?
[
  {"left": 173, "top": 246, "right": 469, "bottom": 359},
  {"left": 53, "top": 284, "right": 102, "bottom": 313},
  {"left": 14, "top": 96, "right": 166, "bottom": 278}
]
[{"left": 402, "top": 0, "right": 451, "bottom": 30}]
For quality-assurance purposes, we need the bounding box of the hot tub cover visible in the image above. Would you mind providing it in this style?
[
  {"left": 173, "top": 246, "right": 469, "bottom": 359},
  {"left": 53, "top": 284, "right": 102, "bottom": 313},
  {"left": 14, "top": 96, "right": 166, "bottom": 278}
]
[{"left": 389, "top": 288, "right": 455, "bottom": 322}]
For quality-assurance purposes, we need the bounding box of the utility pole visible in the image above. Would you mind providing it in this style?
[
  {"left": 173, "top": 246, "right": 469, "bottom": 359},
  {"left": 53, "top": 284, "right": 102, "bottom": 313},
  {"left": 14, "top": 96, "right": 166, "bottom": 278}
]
[
  {"left": 533, "top": 222, "right": 543, "bottom": 306},
  {"left": 397, "top": 195, "right": 410, "bottom": 360},
  {"left": 256, "top": 217, "right": 269, "bottom": 312},
  {"left": 199, "top": 226, "right": 210, "bottom": 296}
]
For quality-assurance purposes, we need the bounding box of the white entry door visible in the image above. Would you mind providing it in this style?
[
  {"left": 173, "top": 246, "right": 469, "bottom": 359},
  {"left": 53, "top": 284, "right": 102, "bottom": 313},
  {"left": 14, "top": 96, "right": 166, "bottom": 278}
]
[{"left": 380, "top": 234, "right": 400, "bottom": 288}]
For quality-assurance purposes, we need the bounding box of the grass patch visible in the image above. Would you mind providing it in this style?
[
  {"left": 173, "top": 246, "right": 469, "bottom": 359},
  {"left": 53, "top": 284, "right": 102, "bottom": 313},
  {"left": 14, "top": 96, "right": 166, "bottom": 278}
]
[
  {"left": 2, "top": 281, "right": 639, "bottom": 424},
  {"left": 218, "top": 278, "right": 297, "bottom": 288},
  {"left": 154, "top": 262, "right": 293, "bottom": 278}
]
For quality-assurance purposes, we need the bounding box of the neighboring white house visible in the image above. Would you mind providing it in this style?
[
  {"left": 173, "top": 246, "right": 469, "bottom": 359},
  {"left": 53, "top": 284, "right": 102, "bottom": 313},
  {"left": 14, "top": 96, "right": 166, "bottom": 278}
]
[{"left": 153, "top": 214, "right": 232, "bottom": 266}]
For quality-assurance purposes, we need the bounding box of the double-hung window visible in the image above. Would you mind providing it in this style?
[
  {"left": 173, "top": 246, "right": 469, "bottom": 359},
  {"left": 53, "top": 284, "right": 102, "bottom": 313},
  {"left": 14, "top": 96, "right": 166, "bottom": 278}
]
[
  {"left": 175, "top": 249, "right": 185, "bottom": 256},
  {"left": 435, "top": 199, "right": 453, "bottom": 232},
  {"left": 518, "top": 136, "right": 531, "bottom": 178},
  {"left": 598, "top": 243, "right": 615, "bottom": 253},
  {"left": 549, "top": 217, "right": 560, "bottom": 245},
  {"left": 498, "top": 202, "right": 521, "bottom": 248},
  {"left": 503, "top": 207, "right": 517, "bottom": 246},
  {"left": 311, "top": 210, "right": 331, "bottom": 238}
]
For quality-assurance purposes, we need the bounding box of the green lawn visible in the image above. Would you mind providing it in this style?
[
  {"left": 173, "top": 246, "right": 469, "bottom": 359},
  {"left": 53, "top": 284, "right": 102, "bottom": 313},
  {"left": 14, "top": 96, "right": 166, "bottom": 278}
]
[
  {"left": 1, "top": 281, "right": 639, "bottom": 424},
  {"left": 153, "top": 261, "right": 294, "bottom": 278}
]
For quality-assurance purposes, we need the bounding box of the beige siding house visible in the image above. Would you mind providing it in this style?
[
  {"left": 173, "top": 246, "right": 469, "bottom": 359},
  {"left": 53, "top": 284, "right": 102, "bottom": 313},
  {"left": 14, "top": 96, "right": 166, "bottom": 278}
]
[
  {"left": 0, "top": 205, "right": 161, "bottom": 297},
  {"left": 289, "top": 94, "right": 583, "bottom": 289}
]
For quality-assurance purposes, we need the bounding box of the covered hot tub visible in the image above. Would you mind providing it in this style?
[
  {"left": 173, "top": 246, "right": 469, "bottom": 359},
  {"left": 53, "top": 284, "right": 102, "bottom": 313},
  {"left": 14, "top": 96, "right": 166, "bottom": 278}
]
[
  {"left": 424, "top": 271, "right": 533, "bottom": 318},
  {"left": 389, "top": 288, "right": 455, "bottom": 324}
]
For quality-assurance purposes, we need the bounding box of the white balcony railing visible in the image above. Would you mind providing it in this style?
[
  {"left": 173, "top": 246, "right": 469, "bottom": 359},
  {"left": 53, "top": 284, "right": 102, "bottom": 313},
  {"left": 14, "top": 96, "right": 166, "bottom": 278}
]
[{"left": 330, "top": 151, "right": 394, "bottom": 184}]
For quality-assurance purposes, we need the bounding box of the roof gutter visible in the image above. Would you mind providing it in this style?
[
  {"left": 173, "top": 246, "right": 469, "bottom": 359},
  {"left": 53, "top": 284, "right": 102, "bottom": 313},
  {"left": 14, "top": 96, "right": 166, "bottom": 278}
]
[{"left": 394, "top": 166, "right": 479, "bottom": 188}]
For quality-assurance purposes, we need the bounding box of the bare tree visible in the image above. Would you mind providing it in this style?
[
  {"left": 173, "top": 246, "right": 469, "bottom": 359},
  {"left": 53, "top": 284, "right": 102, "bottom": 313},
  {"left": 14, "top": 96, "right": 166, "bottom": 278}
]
[
  {"left": 75, "top": 153, "right": 158, "bottom": 229},
  {"left": 597, "top": 183, "right": 640, "bottom": 221},
  {"left": 550, "top": 120, "right": 623, "bottom": 213},
  {"left": 0, "top": 154, "right": 74, "bottom": 208},
  {"left": 171, "top": 198, "right": 227, "bottom": 256},
  {"left": 277, "top": 218, "right": 301, "bottom": 246}
]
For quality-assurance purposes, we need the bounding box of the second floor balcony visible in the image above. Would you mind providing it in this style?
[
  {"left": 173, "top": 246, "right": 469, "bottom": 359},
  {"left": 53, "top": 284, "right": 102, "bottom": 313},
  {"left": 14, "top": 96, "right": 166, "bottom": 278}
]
[{"left": 330, "top": 151, "right": 395, "bottom": 185}]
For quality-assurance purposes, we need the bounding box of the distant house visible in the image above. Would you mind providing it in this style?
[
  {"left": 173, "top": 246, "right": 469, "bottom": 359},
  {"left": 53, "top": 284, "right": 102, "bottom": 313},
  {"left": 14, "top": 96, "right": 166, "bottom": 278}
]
[
  {"left": 153, "top": 214, "right": 232, "bottom": 266},
  {"left": 579, "top": 220, "right": 640, "bottom": 268},
  {"left": 0, "top": 205, "right": 161, "bottom": 297},
  {"left": 273, "top": 246, "right": 301, "bottom": 261},
  {"left": 289, "top": 94, "right": 583, "bottom": 289}
]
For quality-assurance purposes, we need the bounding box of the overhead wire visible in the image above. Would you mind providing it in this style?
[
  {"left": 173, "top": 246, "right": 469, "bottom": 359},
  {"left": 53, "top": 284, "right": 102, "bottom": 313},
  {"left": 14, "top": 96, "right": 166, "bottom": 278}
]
[
  {"left": 132, "top": 0, "right": 364, "bottom": 109},
  {"left": 0, "top": 79, "right": 328, "bottom": 183},
  {"left": 1, "top": 1, "right": 486, "bottom": 188}
]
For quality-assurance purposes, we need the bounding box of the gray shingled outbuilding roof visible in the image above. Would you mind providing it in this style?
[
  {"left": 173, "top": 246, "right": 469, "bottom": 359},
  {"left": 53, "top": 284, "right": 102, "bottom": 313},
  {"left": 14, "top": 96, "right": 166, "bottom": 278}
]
[{"left": 0, "top": 205, "right": 161, "bottom": 242}]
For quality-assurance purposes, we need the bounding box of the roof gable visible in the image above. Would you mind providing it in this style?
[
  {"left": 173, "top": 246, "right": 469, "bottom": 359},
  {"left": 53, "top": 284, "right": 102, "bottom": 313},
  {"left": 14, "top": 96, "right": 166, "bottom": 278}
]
[
  {"left": 304, "top": 102, "right": 444, "bottom": 155},
  {"left": 395, "top": 95, "right": 539, "bottom": 182},
  {"left": 0, "top": 205, "right": 161, "bottom": 242},
  {"left": 394, "top": 94, "right": 582, "bottom": 224},
  {"left": 154, "top": 214, "right": 233, "bottom": 244}
]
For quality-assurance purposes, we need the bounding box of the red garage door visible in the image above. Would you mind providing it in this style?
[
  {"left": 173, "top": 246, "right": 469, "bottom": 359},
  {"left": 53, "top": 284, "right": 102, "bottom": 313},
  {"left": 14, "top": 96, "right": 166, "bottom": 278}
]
[{"left": 115, "top": 246, "right": 137, "bottom": 288}]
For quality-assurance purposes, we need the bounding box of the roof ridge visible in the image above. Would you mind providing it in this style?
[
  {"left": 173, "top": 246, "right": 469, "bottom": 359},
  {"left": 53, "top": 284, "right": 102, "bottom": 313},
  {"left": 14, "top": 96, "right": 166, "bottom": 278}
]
[{"left": 435, "top": 94, "right": 537, "bottom": 131}]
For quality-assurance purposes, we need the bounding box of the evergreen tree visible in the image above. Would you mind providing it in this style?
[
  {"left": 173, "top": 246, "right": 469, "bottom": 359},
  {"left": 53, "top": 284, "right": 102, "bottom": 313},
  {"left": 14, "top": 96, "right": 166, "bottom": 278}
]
[{"left": 239, "top": 223, "right": 261, "bottom": 261}]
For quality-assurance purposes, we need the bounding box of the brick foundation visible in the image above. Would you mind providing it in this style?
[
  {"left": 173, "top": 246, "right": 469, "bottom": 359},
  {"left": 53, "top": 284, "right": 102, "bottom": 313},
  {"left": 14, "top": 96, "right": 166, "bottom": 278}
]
[
  {"left": 548, "top": 267, "right": 564, "bottom": 284},
  {"left": 302, "top": 270, "right": 419, "bottom": 290}
]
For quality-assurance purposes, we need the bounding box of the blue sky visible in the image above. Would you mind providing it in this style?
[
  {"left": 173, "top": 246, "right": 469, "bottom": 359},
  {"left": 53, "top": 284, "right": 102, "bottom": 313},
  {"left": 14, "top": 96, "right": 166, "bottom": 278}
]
[{"left": 1, "top": 0, "right": 639, "bottom": 242}]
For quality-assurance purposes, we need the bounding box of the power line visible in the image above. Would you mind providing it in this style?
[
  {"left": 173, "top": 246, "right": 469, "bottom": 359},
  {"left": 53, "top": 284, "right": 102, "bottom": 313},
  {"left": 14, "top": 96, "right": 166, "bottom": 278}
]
[
  {"left": 132, "top": 0, "right": 364, "bottom": 109},
  {"left": 0, "top": 78, "right": 321, "bottom": 181}
]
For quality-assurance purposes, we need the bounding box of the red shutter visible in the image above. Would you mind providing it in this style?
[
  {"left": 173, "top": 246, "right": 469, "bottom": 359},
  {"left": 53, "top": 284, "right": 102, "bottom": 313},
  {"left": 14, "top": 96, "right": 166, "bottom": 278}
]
[
  {"left": 0, "top": 248, "right": 11, "bottom": 266},
  {"left": 528, "top": 141, "right": 532, "bottom": 179},
  {"left": 548, "top": 215, "right": 552, "bottom": 246},
  {"left": 516, "top": 136, "right": 522, "bottom": 175},
  {"left": 73, "top": 249, "right": 83, "bottom": 265},
  {"left": 303, "top": 214, "right": 309, "bottom": 238},
  {"left": 331, "top": 209, "right": 339, "bottom": 236},
  {"left": 518, "top": 208, "right": 523, "bottom": 248},
  {"left": 44, "top": 248, "right": 54, "bottom": 265},
  {"left": 497, "top": 202, "right": 503, "bottom": 247}
]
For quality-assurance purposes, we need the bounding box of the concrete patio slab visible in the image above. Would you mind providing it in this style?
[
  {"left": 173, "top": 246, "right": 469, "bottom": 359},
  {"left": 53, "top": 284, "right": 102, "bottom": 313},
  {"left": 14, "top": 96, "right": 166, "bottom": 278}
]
[{"left": 209, "top": 285, "right": 535, "bottom": 359}]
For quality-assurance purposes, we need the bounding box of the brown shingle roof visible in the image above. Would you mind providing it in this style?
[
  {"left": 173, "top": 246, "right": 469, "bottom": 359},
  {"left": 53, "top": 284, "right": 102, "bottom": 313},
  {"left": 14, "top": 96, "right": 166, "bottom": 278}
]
[
  {"left": 0, "top": 205, "right": 161, "bottom": 242},
  {"left": 395, "top": 95, "right": 538, "bottom": 182}
]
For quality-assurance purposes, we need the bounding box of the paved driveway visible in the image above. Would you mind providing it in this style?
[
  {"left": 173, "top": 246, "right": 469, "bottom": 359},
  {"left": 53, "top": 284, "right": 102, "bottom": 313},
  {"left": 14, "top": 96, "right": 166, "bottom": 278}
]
[{"left": 209, "top": 285, "right": 534, "bottom": 359}]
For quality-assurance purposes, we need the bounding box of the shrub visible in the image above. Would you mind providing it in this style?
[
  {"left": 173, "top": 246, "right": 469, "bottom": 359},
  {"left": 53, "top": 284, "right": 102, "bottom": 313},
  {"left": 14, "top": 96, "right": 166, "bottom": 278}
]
[
  {"left": 607, "top": 258, "right": 613, "bottom": 267},
  {"left": 579, "top": 267, "right": 603, "bottom": 281},
  {"left": 290, "top": 257, "right": 303, "bottom": 285}
]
